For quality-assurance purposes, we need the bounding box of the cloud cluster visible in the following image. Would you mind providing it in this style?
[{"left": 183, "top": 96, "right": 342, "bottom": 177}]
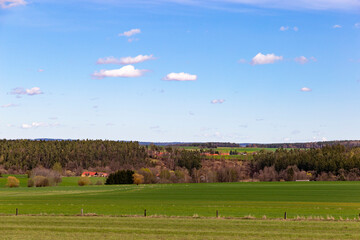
[
  {"left": 119, "top": 29, "right": 141, "bottom": 37},
  {"left": 163, "top": 72, "right": 197, "bottom": 81},
  {"left": 211, "top": 99, "right": 225, "bottom": 104},
  {"left": 11, "top": 87, "right": 43, "bottom": 96},
  {"left": 97, "top": 55, "right": 155, "bottom": 65},
  {"left": 0, "top": 0, "right": 26, "bottom": 8},
  {"left": 251, "top": 53, "right": 283, "bottom": 65},
  {"left": 92, "top": 65, "right": 147, "bottom": 79}
]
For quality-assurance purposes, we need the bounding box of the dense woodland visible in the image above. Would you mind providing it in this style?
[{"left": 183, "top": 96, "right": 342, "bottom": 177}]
[{"left": 2, "top": 139, "right": 360, "bottom": 182}]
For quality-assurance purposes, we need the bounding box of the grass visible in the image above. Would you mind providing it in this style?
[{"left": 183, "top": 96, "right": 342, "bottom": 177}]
[
  {"left": 0, "top": 215, "right": 359, "bottom": 239},
  {"left": 0, "top": 180, "right": 360, "bottom": 219}
]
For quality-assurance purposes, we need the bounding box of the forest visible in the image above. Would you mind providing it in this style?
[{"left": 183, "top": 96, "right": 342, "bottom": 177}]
[{"left": 1, "top": 139, "right": 360, "bottom": 182}]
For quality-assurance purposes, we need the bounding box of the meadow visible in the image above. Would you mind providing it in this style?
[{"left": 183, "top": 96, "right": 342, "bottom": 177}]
[
  {"left": 0, "top": 215, "right": 359, "bottom": 240},
  {"left": 0, "top": 178, "right": 360, "bottom": 219}
]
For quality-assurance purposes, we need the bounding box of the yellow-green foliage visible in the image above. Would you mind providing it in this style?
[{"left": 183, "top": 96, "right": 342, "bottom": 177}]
[
  {"left": 133, "top": 173, "right": 144, "bottom": 185},
  {"left": 78, "top": 177, "right": 91, "bottom": 186},
  {"left": 6, "top": 176, "right": 20, "bottom": 188}
]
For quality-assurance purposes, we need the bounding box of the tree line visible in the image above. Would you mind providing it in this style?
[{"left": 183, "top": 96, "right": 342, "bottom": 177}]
[{"left": 0, "top": 139, "right": 148, "bottom": 173}]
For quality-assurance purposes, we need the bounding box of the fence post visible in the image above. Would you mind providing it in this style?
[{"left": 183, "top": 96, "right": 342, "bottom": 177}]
[
  {"left": 16, "top": 208, "right": 18, "bottom": 216},
  {"left": 81, "top": 209, "right": 83, "bottom": 216},
  {"left": 284, "top": 212, "right": 287, "bottom": 220},
  {"left": 216, "top": 210, "right": 219, "bottom": 218},
  {"left": 144, "top": 209, "right": 147, "bottom": 217}
]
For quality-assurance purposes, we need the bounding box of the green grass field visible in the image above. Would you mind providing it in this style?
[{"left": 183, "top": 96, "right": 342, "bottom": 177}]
[
  {"left": 1, "top": 179, "right": 360, "bottom": 219},
  {"left": 0, "top": 215, "right": 359, "bottom": 240}
]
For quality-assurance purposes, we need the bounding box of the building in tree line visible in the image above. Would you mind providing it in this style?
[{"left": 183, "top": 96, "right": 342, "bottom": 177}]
[{"left": 81, "top": 172, "right": 108, "bottom": 177}]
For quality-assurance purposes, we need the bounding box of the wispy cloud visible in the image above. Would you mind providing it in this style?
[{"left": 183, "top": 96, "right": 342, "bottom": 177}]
[
  {"left": 355, "top": 23, "right": 360, "bottom": 28},
  {"left": 0, "top": 0, "right": 27, "bottom": 9},
  {"left": 211, "top": 99, "right": 225, "bottom": 104},
  {"left": 97, "top": 55, "right": 155, "bottom": 65},
  {"left": 1, "top": 103, "right": 18, "bottom": 108},
  {"left": 10, "top": 87, "right": 43, "bottom": 96},
  {"left": 300, "top": 87, "right": 312, "bottom": 92},
  {"left": 21, "top": 122, "right": 59, "bottom": 129},
  {"left": 333, "top": 24, "right": 342, "bottom": 28},
  {"left": 119, "top": 28, "right": 141, "bottom": 37},
  {"left": 251, "top": 53, "right": 283, "bottom": 65},
  {"left": 163, "top": 72, "right": 197, "bottom": 81},
  {"left": 295, "top": 56, "right": 309, "bottom": 64},
  {"left": 295, "top": 56, "right": 317, "bottom": 64},
  {"left": 38, "top": 69, "right": 44, "bottom": 72},
  {"left": 92, "top": 65, "right": 147, "bottom": 79}
]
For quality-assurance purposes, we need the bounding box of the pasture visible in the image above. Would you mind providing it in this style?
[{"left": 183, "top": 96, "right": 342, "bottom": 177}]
[
  {"left": 0, "top": 215, "right": 359, "bottom": 240},
  {"left": 0, "top": 179, "right": 360, "bottom": 219}
]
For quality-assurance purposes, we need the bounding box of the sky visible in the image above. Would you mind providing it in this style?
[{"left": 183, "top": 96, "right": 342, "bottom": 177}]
[{"left": 0, "top": 0, "right": 359, "bottom": 143}]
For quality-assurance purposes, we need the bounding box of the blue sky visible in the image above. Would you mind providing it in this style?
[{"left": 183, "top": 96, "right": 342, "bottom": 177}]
[{"left": 0, "top": 0, "right": 359, "bottom": 143}]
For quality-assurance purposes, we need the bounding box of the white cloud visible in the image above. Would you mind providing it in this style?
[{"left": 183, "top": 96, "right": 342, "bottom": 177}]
[
  {"left": 21, "top": 122, "right": 59, "bottom": 129},
  {"left": 1, "top": 103, "right": 18, "bottom": 108},
  {"left": 300, "top": 87, "right": 312, "bottom": 92},
  {"left": 92, "top": 65, "right": 147, "bottom": 79},
  {"left": 97, "top": 55, "right": 155, "bottom": 65},
  {"left": 295, "top": 56, "right": 309, "bottom": 64},
  {"left": 211, "top": 99, "right": 225, "bottom": 104},
  {"left": 119, "top": 29, "right": 141, "bottom": 37},
  {"left": 280, "top": 26, "right": 298, "bottom": 31},
  {"left": 26, "top": 87, "right": 43, "bottom": 95},
  {"left": 10, "top": 87, "right": 43, "bottom": 96},
  {"left": 0, "top": 0, "right": 27, "bottom": 8},
  {"left": 333, "top": 24, "right": 342, "bottom": 28},
  {"left": 163, "top": 72, "right": 197, "bottom": 81},
  {"left": 355, "top": 23, "right": 360, "bottom": 28},
  {"left": 251, "top": 53, "right": 283, "bottom": 65}
]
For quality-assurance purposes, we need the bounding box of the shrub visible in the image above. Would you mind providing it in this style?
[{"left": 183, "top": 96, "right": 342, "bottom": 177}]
[
  {"left": 78, "top": 177, "right": 91, "bottom": 186},
  {"left": 27, "top": 178, "right": 34, "bottom": 187},
  {"left": 133, "top": 173, "right": 144, "bottom": 185},
  {"left": 6, "top": 176, "right": 20, "bottom": 188},
  {"left": 31, "top": 167, "right": 62, "bottom": 186},
  {"left": 105, "top": 170, "right": 134, "bottom": 185},
  {"left": 138, "top": 168, "right": 156, "bottom": 184},
  {"left": 34, "top": 176, "right": 49, "bottom": 187}
]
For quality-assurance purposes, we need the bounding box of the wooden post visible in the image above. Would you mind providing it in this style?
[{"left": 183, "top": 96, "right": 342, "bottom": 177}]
[
  {"left": 216, "top": 210, "right": 219, "bottom": 218},
  {"left": 16, "top": 208, "right": 18, "bottom": 216},
  {"left": 144, "top": 209, "right": 147, "bottom": 217},
  {"left": 81, "top": 209, "right": 83, "bottom": 216},
  {"left": 284, "top": 212, "right": 287, "bottom": 220}
]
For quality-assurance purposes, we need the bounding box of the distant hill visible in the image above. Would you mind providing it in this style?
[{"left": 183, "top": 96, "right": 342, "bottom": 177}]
[{"left": 28, "top": 139, "right": 360, "bottom": 149}]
